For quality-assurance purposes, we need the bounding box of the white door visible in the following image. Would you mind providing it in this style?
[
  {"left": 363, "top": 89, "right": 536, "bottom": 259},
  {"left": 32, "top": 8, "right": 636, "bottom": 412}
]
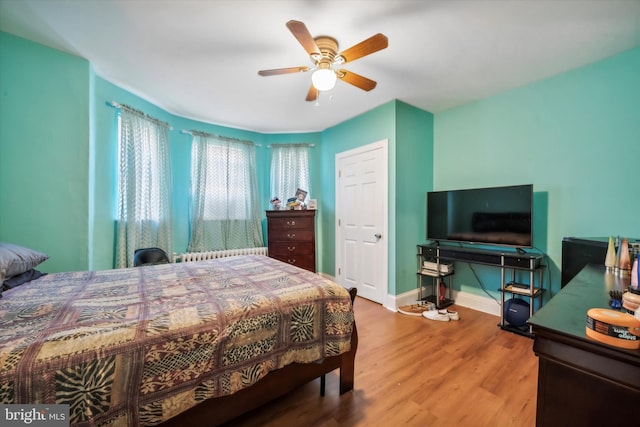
[{"left": 336, "top": 140, "right": 388, "bottom": 304}]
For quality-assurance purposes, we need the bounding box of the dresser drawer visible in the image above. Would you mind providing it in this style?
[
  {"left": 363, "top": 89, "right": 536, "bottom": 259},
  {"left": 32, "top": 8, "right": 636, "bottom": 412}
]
[
  {"left": 268, "top": 229, "right": 314, "bottom": 243},
  {"left": 268, "top": 242, "right": 314, "bottom": 257},
  {"left": 268, "top": 216, "right": 315, "bottom": 232}
]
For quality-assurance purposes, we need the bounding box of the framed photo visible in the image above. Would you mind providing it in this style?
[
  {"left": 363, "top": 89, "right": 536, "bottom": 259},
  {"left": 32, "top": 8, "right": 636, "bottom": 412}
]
[{"left": 295, "top": 188, "right": 308, "bottom": 203}]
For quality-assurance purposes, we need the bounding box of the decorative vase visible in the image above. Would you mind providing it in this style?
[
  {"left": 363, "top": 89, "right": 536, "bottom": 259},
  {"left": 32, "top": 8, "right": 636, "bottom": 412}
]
[
  {"left": 631, "top": 257, "right": 638, "bottom": 289},
  {"left": 618, "top": 238, "right": 631, "bottom": 278},
  {"left": 604, "top": 236, "right": 616, "bottom": 272}
]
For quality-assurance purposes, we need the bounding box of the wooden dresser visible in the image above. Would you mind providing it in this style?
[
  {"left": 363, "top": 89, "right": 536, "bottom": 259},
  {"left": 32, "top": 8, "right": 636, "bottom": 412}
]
[
  {"left": 528, "top": 264, "right": 639, "bottom": 426},
  {"left": 266, "top": 210, "right": 316, "bottom": 273}
]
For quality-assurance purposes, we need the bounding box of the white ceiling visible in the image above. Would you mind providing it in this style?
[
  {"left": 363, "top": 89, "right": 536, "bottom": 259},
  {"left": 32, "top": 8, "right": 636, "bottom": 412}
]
[{"left": 1, "top": 0, "right": 639, "bottom": 133}]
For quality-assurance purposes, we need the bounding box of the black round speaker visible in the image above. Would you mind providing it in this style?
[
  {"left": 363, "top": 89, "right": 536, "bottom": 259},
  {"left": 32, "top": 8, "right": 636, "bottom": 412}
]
[{"left": 504, "top": 298, "right": 530, "bottom": 327}]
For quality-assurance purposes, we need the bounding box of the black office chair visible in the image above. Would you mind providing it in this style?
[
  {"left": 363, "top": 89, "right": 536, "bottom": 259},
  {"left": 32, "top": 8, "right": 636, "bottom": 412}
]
[{"left": 133, "top": 247, "right": 170, "bottom": 267}]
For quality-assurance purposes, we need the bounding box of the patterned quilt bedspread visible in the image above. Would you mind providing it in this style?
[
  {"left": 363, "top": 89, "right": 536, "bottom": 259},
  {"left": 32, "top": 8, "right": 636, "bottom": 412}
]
[{"left": 0, "top": 255, "right": 354, "bottom": 426}]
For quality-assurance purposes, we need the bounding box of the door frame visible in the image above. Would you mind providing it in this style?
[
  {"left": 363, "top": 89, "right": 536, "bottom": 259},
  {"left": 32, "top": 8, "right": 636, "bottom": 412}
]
[{"left": 335, "top": 139, "right": 389, "bottom": 304}]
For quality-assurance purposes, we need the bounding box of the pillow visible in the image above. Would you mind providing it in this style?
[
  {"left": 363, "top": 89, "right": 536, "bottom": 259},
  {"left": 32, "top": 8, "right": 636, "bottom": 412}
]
[
  {"left": 0, "top": 242, "right": 49, "bottom": 284},
  {"left": 2, "top": 269, "right": 46, "bottom": 291}
]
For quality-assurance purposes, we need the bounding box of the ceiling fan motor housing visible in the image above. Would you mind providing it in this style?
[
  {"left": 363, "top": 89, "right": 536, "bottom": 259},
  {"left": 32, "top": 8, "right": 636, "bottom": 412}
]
[{"left": 312, "top": 36, "right": 339, "bottom": 64}]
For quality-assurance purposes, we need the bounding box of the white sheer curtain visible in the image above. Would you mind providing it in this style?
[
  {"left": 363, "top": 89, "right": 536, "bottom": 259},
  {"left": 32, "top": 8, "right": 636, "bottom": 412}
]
[
  {"left": 188, "top": 133, "right": 263, "bottom": 252},
  {"left": 269, "top": 144, "right": 311, "bottom": 204},
  {"left": 115, "top": 106, "right": 173, "bottom": 268}
]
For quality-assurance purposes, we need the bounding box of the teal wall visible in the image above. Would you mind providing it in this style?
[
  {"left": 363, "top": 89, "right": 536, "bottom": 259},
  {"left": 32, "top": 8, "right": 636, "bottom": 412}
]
[
  {"left": 1, "top": 31, "right": 322, "bottom": 272},
  {"left": 395, "top": 102, "right": 434, "bottom": 294},
  {"left": 0, "top": 32, "right": 90, "bottom": 273},
  {"left": 434, "top": 47, "right": 640, "bottom": 299}
]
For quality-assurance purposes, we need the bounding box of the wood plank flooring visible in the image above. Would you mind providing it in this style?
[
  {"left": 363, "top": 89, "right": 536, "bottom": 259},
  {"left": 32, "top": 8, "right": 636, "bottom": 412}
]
[{"left": 226, "top": 297, "right": 539, "bottom": 427}]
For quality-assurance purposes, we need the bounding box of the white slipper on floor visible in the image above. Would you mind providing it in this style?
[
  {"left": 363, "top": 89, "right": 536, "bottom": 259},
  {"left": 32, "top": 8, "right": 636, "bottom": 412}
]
[
  {"left": 423, "top": 310, "right": 450, "bottom": 322},
  {"left": 439, "top": 309, "right": 459, "bottom": 320}
]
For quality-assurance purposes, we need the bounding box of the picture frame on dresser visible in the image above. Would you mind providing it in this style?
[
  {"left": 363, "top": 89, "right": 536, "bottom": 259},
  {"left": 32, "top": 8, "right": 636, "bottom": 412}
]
[{"left": 295, "top": 188, "right": 308, "bottom": 202}]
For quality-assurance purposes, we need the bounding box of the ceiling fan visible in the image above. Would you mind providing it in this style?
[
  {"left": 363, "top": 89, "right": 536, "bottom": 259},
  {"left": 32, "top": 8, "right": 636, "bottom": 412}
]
[{"left": 258, "top": 20, "right": 388, "bottom": 102}]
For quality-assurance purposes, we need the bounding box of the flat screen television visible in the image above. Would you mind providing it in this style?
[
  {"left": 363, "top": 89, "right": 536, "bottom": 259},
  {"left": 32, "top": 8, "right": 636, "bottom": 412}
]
[{"left": 426, "top": 184, "right": 533, "bottom": 248}]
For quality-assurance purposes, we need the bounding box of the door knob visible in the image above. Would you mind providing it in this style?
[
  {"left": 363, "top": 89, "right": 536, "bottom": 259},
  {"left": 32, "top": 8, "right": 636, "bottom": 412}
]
[{"left": 375, "top": 233, "right": 382, "bottom": 239}]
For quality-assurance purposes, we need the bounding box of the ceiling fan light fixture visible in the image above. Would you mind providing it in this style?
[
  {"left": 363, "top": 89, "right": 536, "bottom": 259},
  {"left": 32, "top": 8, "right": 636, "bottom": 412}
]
[
  {"left": 311, "top": 67, "right": 336, "bottom": 91},
  {"left": 258, "top": 21, "right": 388, "bottom": 101}
]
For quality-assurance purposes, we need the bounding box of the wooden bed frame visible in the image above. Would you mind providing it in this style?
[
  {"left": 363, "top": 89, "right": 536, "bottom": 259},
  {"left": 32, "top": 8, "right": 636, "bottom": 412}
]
[{"left": 160, "top": 288, "right": 358, "bottom": 426}]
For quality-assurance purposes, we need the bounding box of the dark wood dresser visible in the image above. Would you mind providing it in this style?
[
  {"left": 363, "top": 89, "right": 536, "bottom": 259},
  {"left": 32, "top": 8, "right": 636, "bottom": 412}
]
[
  {"left": 266, "top": 210, "right": 316, "bottom": 273},
  {"left": 528, "top": 264, "right": 639, "bottom": 426}
]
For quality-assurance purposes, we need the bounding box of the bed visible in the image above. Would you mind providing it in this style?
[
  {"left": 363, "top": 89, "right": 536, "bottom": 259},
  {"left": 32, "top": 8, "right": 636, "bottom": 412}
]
[{"left": 0, "top": 254, "right": 357, "bottom": 426}]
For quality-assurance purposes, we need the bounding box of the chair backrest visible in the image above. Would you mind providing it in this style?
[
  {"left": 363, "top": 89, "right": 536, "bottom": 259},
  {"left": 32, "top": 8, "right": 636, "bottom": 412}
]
[{"left": 133, "top": 247, "right": 170, "bottom": 267}]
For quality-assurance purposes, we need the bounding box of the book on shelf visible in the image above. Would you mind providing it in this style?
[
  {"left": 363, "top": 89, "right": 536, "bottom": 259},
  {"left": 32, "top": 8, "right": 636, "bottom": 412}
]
[
  {"left": 420, "top": 267, "right": 453, "bottom": 276},
  {"left": 422, "top": 260, "right": 454, "bottom": 273},
  {"left": 504, "top": 283, "right": 533, "bottom": 294}
]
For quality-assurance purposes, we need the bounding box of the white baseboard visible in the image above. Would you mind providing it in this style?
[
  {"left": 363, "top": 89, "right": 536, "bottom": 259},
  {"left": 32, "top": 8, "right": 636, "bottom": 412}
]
[
  {"left": 320, "top": 271, "right": 501, "bottom": 318},
  {"left": 452, "top": 290, "right": 501, "bottom": 317},
  {"left": 318, "top": 272, "right": 335, "bottom": 281},
  {"left": 388, "top": 288, "right": 501, "bottom": 317}
]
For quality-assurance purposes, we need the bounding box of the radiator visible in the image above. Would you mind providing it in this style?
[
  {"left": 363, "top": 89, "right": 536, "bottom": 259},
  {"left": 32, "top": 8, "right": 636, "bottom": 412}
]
[{"left": 173, "top": 247, "right": 268, "bottom": 263}]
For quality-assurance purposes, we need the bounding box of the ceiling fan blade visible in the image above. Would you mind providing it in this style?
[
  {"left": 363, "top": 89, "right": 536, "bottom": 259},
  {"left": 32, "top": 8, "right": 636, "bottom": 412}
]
[
  {"left": 337, "top": 69, "right": 377, "bottom": 91},
  {"left": 337, "top": 33, "right": 388, "bottom": 64},
  {"left": 286, "top": 20, "right": 321, "bottom": 56},
  {"left": 258, "top": 66, "right": 309, "bottom": 76},
  {"left": 306, "top": 85, "right": 319, "bottom": 102}
]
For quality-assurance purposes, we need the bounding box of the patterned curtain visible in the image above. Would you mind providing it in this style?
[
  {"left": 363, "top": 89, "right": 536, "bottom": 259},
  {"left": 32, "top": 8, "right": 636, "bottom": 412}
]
[
  {"left": 115, "top": 106, "right": 172, "bottom": 268},
  {"left": 187, "top": 134, "right": 263, "bottom": 252},
  {"left": 269, "top": 144, "right": 311, "bottom": 204}
]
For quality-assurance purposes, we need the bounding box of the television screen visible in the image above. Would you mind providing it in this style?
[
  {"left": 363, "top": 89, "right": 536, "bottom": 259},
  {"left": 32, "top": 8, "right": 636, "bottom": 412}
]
[{"left": 427, "top": 184, "right": 533, "bottom": 248}]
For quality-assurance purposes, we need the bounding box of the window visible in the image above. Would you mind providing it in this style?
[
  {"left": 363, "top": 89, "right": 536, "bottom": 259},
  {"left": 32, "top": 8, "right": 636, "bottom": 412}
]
[
  {"left": 115, "top": 107, "right": 172, "bottom": 267},
  {"left": 270, "top": 144, "right": 311, "bottom": 205},
  {"left": 188, "top": 134, "right": 263, "bottom": 251},
  {"left": 116, "top": 116, "right": 164, "bottom": 221},
  {"left": 194, "top": 142, "right": 251, "bottom": 220}
]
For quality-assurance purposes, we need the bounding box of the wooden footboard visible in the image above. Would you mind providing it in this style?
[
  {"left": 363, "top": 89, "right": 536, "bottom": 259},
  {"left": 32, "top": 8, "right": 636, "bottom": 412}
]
[{"left": 161, "top": 288, "right": 358, "bottom": 427}]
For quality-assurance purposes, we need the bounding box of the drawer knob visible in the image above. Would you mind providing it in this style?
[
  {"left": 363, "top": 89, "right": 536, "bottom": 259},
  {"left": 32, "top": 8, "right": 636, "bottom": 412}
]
[
  {"left": 286, "top": 220, "right": 296, "bottom": 226},
  {"left": 288, "top": 246, "right": 296, "bottom": 251},
  {"left": 287, "top": 258, "right": 296, "bottom": 264},
  {"left": 287, "top": 233, "right": 296, "bottom": 239}
]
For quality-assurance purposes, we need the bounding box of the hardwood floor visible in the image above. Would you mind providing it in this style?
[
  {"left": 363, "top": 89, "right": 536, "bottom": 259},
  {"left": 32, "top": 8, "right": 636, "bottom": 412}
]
[{"left": 227, "top": 297, "right": 539, "bottom": 427}]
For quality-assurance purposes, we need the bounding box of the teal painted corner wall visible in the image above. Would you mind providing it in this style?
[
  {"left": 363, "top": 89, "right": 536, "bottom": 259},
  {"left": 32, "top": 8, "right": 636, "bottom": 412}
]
[
  {"left": 320, "top": 101, "right": 396, "bottom": 286},
  {"left": 395, "top": 102, "right": 434, "bottom": 295},
  {"left": 434, "top": 47, "right": 640, "bottom": 299},
  {"left": 0, "top": 32, "right": 90, "bottom": 273},
  {"left": 319, "top": 100, "right": 434, "bottom": 296}
]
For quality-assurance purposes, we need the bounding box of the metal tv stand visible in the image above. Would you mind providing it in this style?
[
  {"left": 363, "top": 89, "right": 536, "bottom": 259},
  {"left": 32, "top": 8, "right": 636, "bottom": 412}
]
[{"left": 417, "top": 243, "right": 545, "bottom": 336}]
